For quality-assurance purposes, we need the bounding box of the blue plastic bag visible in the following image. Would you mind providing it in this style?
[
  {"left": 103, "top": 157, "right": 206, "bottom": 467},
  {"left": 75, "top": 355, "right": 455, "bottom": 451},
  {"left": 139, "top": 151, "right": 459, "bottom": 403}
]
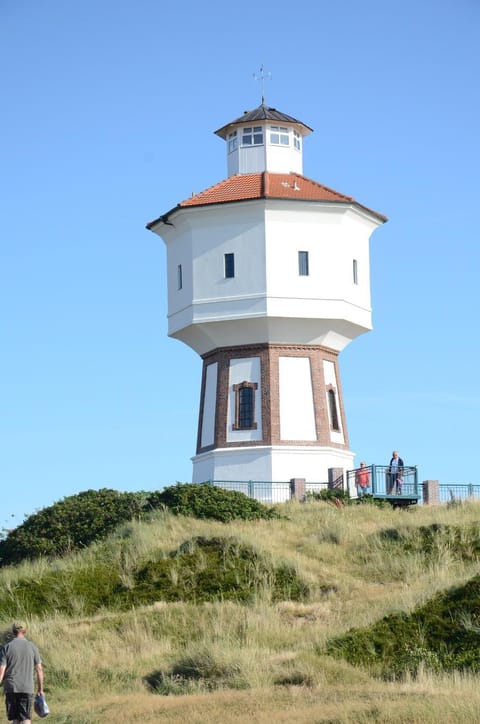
[{"left": 34, "top": 693, "right": 50, "bottom": 718}]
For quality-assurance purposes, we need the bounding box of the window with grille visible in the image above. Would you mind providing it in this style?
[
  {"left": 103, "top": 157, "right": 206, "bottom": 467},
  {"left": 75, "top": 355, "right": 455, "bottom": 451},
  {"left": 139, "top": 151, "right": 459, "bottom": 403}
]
[
  {"left": 270, "top": 125, "right": 290, "bottom": 145},
  {"left": 228, "top": 130, "right": 237, "bottom": 153},
  {"left": 242, "top": 126, "right": 263, "bottom": 146}
]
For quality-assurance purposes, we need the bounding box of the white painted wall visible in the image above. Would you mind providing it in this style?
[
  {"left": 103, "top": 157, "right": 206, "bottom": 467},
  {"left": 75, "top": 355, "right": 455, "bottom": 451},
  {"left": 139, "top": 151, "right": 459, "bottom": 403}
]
[
  {"left": 157, "top": 199, "right": 380, "bottom": 355},
  {"left": 200, "top": 362, "right": 217, "bottom": 448},
  {"left": 278, "top": 357, "right": 317, "bottom": 440},
  {"left": 224, "top": 122, "right": 305, "bottom": 176},
  {"left": 226, "top": 357, "right": 263, "bottom": 442},
  {"left": 192, "top": 445, "right": 355, "bottom": 490}
]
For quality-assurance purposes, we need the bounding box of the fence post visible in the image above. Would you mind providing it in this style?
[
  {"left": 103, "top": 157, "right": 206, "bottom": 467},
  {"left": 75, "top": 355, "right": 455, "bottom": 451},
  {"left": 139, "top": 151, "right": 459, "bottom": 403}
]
[
  {"left": 290, "top": 478, "right": 306, "bottom": 502},
  {"left": 422, "top": 479, "right": 440, "bottom": 505},
  {"left": 328, "top": 468, "right": 344, "bottom": 491}
]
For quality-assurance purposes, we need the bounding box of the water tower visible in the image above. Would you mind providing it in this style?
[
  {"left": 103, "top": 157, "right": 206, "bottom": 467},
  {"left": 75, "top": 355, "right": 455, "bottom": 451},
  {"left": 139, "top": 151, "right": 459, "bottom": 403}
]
[{"left": 147, "top": 102, "right": 386, "bottom": 487}]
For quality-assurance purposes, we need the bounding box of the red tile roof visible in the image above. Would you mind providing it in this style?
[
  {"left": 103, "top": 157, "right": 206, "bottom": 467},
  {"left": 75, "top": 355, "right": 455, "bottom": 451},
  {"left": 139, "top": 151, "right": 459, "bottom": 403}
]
[{"left": 146, "top": 172, "right": 387, "bottom": 229}]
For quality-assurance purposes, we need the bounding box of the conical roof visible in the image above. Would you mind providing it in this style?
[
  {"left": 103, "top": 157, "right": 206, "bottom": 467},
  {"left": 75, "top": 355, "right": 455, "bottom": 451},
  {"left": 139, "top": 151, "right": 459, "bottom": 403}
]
[{"left": 215, "top": 104, "right": 313, "bottom": 139}]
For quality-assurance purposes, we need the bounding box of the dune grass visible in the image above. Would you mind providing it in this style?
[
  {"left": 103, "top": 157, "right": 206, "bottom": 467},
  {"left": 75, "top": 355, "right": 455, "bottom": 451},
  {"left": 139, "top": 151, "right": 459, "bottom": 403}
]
[{"left": 2, "top": 498, "right": 480, "bottom": 721}]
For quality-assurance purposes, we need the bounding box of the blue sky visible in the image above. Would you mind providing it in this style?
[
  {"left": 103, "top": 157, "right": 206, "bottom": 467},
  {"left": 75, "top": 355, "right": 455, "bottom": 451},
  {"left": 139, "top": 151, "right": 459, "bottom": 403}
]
[{"left": 1, "top": 0, "right": 479, "bottom": 526}]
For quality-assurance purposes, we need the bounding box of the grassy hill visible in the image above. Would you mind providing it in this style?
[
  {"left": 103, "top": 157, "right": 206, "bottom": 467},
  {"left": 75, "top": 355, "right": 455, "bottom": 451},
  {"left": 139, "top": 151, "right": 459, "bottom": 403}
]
[{"left": 2, "top": 492, "right": 480, "bottom": 722}]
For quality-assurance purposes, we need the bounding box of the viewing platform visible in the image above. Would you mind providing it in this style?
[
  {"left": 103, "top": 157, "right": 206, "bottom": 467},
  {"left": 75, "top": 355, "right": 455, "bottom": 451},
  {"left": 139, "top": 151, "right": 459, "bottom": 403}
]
[{"left": 347, "top": 464, "right": 419, "bottom": 506}]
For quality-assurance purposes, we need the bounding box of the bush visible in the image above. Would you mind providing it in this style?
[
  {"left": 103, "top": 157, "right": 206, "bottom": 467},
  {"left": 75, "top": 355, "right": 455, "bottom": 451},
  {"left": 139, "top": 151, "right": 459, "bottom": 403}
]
[
  {"left": 305, "top": 489, "right": 349, "bottom": 503},
  {"left": 0, "top": 536, "right": 309, "bottom": 618},
  {"left": 0, "top": 489, "right": 148, "bottom": 565},
  {"left": 147, "top": 483, "right": 280, "bottom": 523},
  {"left": 326, "top": 574, "right": 480, "bottom": 676},
  {"left": 127, "top": 536, "right": 309, "bottom": 605}
]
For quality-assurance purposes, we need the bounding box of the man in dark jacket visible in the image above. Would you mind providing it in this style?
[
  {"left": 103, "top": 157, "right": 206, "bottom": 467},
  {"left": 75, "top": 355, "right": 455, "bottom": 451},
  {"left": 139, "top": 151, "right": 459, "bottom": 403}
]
[
  {"left": 388, "top": 450, "right": 404, "bottom": 494},
  {"left": 0, "top": 622, "right": 44, "bottom": 724}
]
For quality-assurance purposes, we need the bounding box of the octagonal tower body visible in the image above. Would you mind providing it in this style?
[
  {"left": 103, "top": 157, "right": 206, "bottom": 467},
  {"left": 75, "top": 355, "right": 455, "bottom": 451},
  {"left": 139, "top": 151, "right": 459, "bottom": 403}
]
[{"left": 147, "top": 104, "right": 386, "bottom": 486}]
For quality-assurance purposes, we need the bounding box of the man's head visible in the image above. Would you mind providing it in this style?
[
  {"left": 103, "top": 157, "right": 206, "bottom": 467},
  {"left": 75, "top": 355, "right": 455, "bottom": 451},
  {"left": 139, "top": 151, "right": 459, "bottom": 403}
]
[
  {"left": 12, "top": 622, "right": 27, "bottom": 636},
  {"left": 392, "top": 451, "right": 399, "bottom": 458}
]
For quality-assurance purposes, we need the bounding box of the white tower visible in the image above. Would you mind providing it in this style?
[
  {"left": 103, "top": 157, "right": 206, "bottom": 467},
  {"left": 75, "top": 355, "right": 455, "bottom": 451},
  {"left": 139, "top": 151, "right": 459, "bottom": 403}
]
[{"left": 147, "top": 103, "right": 386, "bottom": 486}]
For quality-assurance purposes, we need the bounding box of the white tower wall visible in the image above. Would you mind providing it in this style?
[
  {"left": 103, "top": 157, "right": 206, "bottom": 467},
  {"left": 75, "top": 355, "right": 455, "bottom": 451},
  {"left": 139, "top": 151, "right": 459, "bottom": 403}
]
[{"left": 148, "top": 103, "right": 385, "bottom": 490}]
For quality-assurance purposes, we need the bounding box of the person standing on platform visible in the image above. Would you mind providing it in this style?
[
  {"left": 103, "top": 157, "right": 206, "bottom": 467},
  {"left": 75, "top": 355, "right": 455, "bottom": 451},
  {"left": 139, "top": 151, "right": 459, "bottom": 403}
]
[
  {"left": 388, "top": 450, "right": 404, "bottom": 494},
  {"left": 355, "top": 461, "right": 371, "bottom": 497}
]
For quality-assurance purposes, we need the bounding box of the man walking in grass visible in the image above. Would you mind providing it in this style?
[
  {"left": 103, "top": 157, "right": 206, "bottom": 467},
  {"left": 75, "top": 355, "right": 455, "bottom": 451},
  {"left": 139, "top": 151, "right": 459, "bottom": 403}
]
[{"left": 0, "top": 622, "right": 44, "bottom": 724}]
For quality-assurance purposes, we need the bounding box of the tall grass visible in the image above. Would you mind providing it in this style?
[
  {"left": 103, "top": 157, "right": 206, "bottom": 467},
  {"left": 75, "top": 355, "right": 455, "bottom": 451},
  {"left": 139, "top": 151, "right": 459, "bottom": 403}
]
[{"left": 2, "top": 499, "right": 480, "bottom": 721}]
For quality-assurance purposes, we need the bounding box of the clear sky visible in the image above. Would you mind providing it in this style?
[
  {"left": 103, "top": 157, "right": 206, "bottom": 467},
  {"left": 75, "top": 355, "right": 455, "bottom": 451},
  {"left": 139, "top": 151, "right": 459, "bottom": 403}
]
[{"left": 1, "top": 0, "right": 479, "bottom": 527}]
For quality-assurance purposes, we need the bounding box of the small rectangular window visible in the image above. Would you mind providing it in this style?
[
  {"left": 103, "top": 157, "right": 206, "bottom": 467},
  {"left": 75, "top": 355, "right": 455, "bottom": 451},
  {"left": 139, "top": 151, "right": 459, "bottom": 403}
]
[
  {"left": 353, "top": 259, "right": 358, "bottom": 284},
  {"left": 224, "top": 253, "right": 235, "bottom": 279},
  {"left": 242, "top": 126, "right": 263, "bottom": 146},
  {"left": 177, "top": 264, "right": 183, "bottom": 290},
  {"left": 328, "top": 389, "right": 340, "bottom": 431},
  {"left": 227, "top": 131, "right": 237, "bottom": 153},
  {"left": 233, "top": 381, "right": 258, "bottom": 430},
  {"left": 298, "top": 251, "right": 309, "bottom": 276},
  {"left": 270, "top": 125, "right": 290, "bottom": 146}
]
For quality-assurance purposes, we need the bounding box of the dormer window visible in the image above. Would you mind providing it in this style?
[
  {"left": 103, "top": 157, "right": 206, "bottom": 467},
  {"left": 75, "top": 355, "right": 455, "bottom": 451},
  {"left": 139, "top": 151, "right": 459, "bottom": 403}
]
[
  {"left": 293, "top": 130, "right": 301, "bottom": 151},
  {"left": 228, "top": 131, "right": 237, "bottom": 153},
  {"left": 242, "top": 126, "right": 263, "bottom": 146},
  {"left": 270, "top": 126, "right": 289, "bottom": 146}
]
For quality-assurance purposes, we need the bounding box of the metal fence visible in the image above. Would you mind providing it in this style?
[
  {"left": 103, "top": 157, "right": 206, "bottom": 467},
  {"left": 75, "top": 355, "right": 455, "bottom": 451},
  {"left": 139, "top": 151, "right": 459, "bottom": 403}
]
[
  {"left": 437, "top": 484, "right": 480, "bottom": 503},
  {"left": 205, "top": 479, "right": 329, "bottom": 504},
  {"left": 346, "top": 464, "right": 419, "bottom": 500},
  {"left": 206, "top": 480, "right": 291, "bottom": 504},
  {"left": 205, "top": 475, "right": 480, "bottom": 506}
]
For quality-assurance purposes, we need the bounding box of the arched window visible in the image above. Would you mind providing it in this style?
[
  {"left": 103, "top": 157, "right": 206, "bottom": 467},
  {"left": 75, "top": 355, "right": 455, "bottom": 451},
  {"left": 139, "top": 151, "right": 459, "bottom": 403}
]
[
  {"left": 233, "top": 381, "right": 258, "bottom": 430},
  {"left": 328, "top": 388, "right": 340, "bottom": 431}
]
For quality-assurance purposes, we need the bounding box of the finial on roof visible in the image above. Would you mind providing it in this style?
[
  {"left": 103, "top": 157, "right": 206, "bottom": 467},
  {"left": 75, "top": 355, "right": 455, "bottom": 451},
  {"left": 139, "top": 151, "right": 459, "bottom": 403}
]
[{"left": 253, "top": 64, "right": 272, "bottom": 105}]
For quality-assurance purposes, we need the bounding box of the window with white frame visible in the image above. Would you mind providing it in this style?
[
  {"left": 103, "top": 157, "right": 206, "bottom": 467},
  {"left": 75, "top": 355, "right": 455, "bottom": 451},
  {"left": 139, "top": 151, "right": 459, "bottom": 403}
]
[
  {"left": 270, "top": 125, "right": 289, "bottom": 145},
  {"left": 227, "top": 130, "right": 237, "bottom": 153},
  {"left": 241, "top": 126, "right": 263, "bottom": 146},
  {"left": 293, "top": 130, "right": 301, "bottom": 150}
]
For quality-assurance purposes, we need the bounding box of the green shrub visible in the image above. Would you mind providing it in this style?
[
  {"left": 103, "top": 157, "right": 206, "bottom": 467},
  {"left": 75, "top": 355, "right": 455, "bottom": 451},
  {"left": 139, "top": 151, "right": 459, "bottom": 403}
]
[
  {"left": 305, "top": 489, "right": 349, "bottom": 503},
  {"left": 147, "top": 483, "right": 280, "bottom": 523},
  {"left": 0, "top": 489, "right": 148, "bottom": 566},
  {"left": 0, "top": 536, "right": 308, "bottom": 619},
  {"left": 326, "top": 574, "right": 480, "bottom": 677},
  {"left": 123, "top": 536, "right": 309, "bottom": 605}
]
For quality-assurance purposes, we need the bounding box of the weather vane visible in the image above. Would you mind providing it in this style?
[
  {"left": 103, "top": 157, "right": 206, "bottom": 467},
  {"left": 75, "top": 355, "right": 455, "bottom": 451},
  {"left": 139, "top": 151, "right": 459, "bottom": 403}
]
[{"left": 253, "top": 65, "right": 272, "bottom": 105}]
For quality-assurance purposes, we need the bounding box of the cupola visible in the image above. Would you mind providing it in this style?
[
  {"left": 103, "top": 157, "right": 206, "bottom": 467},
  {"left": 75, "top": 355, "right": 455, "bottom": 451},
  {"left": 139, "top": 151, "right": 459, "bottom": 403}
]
[{"left": 214, "top": 104, "right": 313, "bottom": 177}]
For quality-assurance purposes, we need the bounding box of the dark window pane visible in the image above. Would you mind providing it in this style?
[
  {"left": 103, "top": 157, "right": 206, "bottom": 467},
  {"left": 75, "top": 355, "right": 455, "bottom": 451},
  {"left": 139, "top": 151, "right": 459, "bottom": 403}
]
[
  {"left": 328, "top": 389, "right": 340, "bottom": 431},
  {"left": 238, "top": 386, "right": 254, "bottom": 429},
  {"left": 225, "top": 253, "right": 235, "bottom": 278}
]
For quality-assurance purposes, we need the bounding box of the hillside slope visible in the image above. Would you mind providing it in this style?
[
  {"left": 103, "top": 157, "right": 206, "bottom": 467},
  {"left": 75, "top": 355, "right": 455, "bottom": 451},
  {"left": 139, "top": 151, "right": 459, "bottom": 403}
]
[{"left": 2, "top": 497, "right": 480, "bottom": 722}]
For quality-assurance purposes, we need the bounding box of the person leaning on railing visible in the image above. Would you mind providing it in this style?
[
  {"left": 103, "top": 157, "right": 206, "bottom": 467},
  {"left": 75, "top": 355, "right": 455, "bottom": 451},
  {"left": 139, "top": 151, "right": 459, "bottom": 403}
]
[{"left": 355, "top": 462, "right": 371, "bottom": 497}]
